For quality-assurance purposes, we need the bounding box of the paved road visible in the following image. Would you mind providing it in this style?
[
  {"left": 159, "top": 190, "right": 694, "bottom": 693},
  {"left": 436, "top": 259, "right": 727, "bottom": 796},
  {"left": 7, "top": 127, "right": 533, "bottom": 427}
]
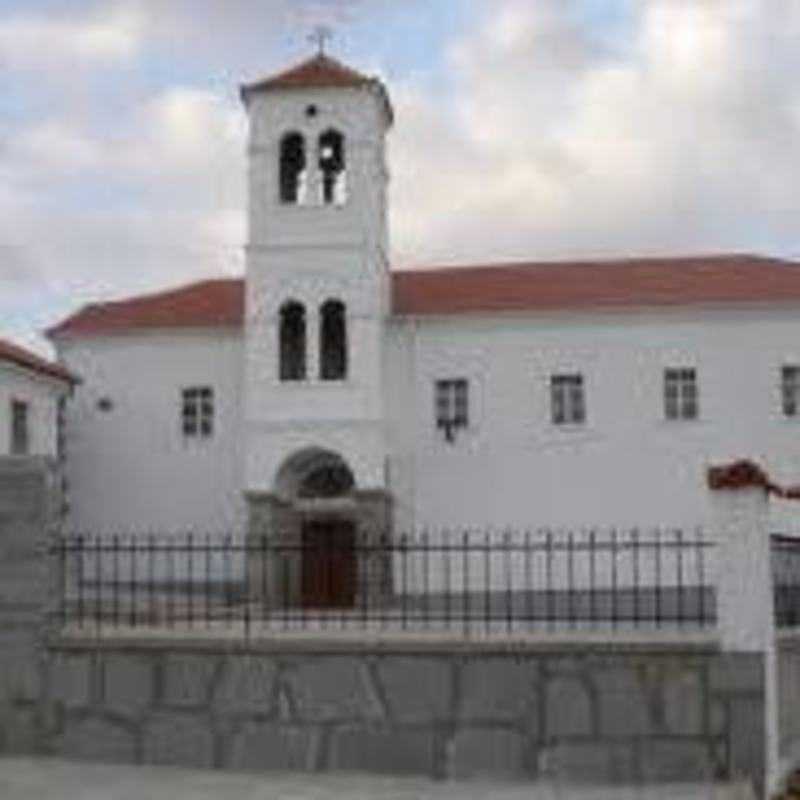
[{"left": 0, "top": 758, "right": 755, "bottom": 800}]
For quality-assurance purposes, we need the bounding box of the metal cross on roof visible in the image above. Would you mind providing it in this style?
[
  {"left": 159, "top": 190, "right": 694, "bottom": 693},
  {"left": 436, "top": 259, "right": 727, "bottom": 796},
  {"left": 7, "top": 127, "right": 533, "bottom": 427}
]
[{"left": 308, "top": 25, "right": 334, "bottom": 56}]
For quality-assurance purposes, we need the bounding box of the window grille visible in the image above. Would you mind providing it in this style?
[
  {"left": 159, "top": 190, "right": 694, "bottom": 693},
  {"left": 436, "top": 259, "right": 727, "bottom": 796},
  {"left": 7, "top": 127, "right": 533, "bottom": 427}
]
[
  {"left": 782, "top": 365, "right": 800, "bottom": 417},
  {"left": 435, "top": 379, "right": 469, "bottom": 442},
  {"left": 10, "top": 400, "right": 29, "bottom": 455},
  {"left": 550, "top": 374, "right": 586, "bottom": 426},
  {"left": 664, "top": 368, "right": 698, "bottom": 421},
  {"left": 182, "top": 387, "right": 214, "bottom": 439}
]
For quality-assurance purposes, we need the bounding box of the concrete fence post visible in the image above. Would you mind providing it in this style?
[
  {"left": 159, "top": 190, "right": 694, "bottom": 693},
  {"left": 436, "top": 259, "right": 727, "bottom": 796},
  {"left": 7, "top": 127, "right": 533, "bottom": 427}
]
[{"left": 708, "top": 462, "right": 778, "bottom": 797}]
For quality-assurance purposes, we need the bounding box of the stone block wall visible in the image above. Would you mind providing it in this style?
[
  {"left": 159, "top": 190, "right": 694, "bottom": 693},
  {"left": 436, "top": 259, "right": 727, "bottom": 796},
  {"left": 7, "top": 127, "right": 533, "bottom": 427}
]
[
  {"left": 778, "top": 637, "right": 800, "bottom": 761},
  {"left": 0, "top": 457, "right": 62, "bottom": 755},
  {"left": 40, "top": 644, "right": 765, "bottom": 793}
]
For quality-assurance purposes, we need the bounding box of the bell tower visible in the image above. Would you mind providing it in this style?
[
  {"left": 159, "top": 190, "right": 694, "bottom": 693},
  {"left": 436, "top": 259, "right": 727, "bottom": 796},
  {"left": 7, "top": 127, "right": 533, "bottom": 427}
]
[{"left": 240, "top": 51, "right": 394, "bottom": 561}]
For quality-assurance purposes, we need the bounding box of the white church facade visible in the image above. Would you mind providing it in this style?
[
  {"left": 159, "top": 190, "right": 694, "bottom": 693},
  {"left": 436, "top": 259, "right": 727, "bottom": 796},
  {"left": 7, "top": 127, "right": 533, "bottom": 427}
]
[{"left": 48, "top": 54, "right": 800, "bottom": 554}]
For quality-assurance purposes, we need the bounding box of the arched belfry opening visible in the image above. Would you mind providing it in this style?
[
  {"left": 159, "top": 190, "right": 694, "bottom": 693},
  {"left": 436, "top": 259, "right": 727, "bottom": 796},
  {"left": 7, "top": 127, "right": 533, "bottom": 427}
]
[
  {"left": 319, "top": 299, "right": 347, "bottom": 381},
  {"left": 245, "top": 447, "right": 392, "bottom": 611},
  {"left": 279, "top": 301, "right": 306, "bottom": 381},
  {"left": 279, "top": 132, "right": 306, "bottom": 204},
  {"left": 318, "top": 129, "right": 346, "bottom": 205}
]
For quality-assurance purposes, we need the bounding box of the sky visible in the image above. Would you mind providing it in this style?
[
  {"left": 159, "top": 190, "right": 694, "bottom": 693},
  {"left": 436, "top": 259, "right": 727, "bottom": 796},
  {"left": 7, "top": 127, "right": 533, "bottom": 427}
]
[{"left": 0, "top": 0, "right": 799, "bottom": 355}]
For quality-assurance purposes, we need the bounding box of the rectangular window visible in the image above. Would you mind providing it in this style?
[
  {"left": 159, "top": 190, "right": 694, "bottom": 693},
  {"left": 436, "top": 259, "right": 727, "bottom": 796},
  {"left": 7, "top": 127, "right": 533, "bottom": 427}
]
[
  {"left": 181, "top": 387, "right": 214, "bottom": 439},
  {"left": 550, "top": 374, "right": 586, "bottom": 426},
  {"left": 783, "top": 365, "right": 800, "bottom": 418},
  {"left": 56, "top": 396, "right": 66, "bottom": 460},
  {"left": 435, "top": 379, "right": 469, "bottom": 441},
  {"left": 664, "top": 368, "right": 698, "bottom": 421},
  {"left": 11, "top": 400, "right": 29, "bottom": 455}
]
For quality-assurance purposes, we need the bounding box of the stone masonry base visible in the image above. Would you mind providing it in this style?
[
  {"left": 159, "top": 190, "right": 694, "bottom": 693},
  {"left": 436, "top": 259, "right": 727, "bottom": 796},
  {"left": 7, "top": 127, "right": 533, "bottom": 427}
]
[{"left": 23, "top": 645, "right": 765, "bottom": 793}]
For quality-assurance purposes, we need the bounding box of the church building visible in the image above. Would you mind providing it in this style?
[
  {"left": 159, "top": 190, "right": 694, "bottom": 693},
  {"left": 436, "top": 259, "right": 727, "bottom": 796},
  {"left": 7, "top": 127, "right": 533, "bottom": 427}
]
[{"left": 48, "top": 53, "right": 800, "bottom": 564}]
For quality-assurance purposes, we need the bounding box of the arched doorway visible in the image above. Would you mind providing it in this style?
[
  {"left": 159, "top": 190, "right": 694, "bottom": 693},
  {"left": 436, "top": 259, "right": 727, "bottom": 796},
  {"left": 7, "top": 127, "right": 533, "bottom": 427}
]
[
  {"left": 275, "top": 449, "right": 357, "bottom": 609},
  {"left": 245, "top": 448, "right": 393, "bottom": 612}
]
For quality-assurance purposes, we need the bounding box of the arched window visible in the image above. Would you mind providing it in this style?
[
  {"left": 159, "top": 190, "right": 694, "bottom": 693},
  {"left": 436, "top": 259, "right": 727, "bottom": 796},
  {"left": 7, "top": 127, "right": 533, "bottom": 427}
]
[
  {"left": 279, "top": 301, "right": 306, "bottom": 381},
  {"left": 318, "top": 129, "right": 346, "bottom": 205},
  {"left": 319, "top": 300, "right": 347, "bottom": 381},
  {"left": 279, "top": 132, "right": 306, "bottom": 205}
]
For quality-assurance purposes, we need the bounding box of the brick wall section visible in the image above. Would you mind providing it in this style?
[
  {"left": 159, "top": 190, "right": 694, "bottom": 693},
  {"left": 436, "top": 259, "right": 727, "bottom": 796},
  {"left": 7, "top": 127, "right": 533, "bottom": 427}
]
[
  {"left": 41, "top": 644, "right": 765, "bottom": 794},
  {"left": 0, "top": 457, "right": 62, "bottom": 755}
]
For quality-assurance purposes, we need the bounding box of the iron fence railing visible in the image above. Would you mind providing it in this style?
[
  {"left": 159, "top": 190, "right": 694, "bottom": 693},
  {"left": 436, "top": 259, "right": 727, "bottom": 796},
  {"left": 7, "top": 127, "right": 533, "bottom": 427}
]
[
  {"left": 49, "top": 528, "right": 716, "bottom": 638},
  {"left": 772, "top": 534, "right": 800, "bottom": 627}
]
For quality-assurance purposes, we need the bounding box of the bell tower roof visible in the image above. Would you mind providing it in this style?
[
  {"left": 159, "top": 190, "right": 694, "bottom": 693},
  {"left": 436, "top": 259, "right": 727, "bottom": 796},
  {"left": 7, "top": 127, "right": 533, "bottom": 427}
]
[{"left": 240, "top": 53, "right": 393, "bottom": 124}]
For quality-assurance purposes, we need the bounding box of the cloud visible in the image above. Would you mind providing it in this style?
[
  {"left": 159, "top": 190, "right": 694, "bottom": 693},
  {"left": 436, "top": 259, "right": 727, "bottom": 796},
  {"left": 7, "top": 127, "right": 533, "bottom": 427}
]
[
  {"left": 0, "top": 6, "right": 144, "bottom": 69},
  {"left": 0, "top": 82, "right": 246, "bottom": 324},
  {"left": 389, "top": 0, "right": 800, "bottom": 263},
  {"left": 2, "top": 0, "right": 800, "bottom": 355}
]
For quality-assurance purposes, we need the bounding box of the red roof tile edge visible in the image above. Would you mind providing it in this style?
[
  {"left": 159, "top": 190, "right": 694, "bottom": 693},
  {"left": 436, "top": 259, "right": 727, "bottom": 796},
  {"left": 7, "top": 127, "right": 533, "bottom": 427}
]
[
  {"left": 46, "top": 254, "right": 800, "bottom": 339},
  {"left": 45, "top": 278, "right": 245, "bottom": 340},
  {"left": 0, "top": 337, "right": 78, "bottom": 384},
  {"left": 707, "top": 460, "right": 800, "bottom": 500},
  {"left": 240, "top": 54, "right": 394, "bottom": 124}
]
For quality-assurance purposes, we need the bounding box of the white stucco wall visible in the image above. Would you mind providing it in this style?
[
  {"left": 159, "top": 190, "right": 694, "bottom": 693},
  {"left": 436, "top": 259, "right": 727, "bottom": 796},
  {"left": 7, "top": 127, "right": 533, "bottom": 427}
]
[
  {"left": 0, "top": 362, "right": 66, "bottom": 457},
  {"left": 243, "top": 83, "right": 390, "bottom": 493},
  {"left": 55, "top": 331, "right": 246, "bottom": 534},
  {"left": 385, "top": 305, "right": 800, "bottom": 538}
]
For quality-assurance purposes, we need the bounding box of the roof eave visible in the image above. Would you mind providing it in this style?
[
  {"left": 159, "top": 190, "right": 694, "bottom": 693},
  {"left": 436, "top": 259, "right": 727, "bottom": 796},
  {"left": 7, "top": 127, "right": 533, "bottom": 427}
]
[{"left": 240, "top": 78, "right": 394, "bottom": 127}]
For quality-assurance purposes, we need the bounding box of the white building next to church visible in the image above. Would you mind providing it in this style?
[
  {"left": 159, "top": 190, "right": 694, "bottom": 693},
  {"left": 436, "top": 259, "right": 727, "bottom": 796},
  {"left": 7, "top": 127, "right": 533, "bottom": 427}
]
[
  {"left": 0, "top": 337, "right": 75, "bottom": 459},
  {"left": 47, "top": 54, "right": 800, "bottom": 585}
]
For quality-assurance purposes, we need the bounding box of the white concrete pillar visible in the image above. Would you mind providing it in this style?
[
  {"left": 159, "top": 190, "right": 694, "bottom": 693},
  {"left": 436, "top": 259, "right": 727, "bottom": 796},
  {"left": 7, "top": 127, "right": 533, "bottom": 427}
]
[
  {"left": 709, "top": 475, "right": 778, "bottom": 796},
  {"left": 307, "top": 310, "right": 320, "bottom": 382},
  {"left": 711, "top": 486, "right": 772, "bottom": 652}
]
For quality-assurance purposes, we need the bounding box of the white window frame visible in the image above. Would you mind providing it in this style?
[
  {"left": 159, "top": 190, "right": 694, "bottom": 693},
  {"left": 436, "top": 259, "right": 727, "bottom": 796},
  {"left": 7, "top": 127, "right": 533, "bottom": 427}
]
[
  {"left": 550, "top": 373, "right": 586, "bottom": 427},
  {"left": 435, "top": 378, "right": 469, "bottom": 442},
  {"left": 782, "top": 365, "right": 800, "bottom": 418},
  {"left": 664, "top": 368, "right": 698, "bottom": 421},
  {"left": 10, "top": 399, "right": 29, "bottom": 456},
  {"left": 181, "top": 387, "right": 214, "bottom": 439}
]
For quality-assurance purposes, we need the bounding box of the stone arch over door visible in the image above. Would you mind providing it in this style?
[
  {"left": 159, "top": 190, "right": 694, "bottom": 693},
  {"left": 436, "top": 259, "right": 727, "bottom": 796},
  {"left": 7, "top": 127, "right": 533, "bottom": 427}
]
[{"left": 245, "top": 447, "right": 392, "bottom": 610}]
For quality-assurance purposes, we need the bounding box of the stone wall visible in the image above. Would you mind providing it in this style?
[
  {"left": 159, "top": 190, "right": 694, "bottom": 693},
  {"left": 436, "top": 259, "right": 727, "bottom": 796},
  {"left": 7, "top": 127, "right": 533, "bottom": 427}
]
[
  {"left": 0, "top": 457, "right": 62, "bottom": 754},
  {"left": 40, "top": 642, "right": 765, "bottom": 794},
  {"left": 778, "top": 636, "right": 800, "bottom": 763}
]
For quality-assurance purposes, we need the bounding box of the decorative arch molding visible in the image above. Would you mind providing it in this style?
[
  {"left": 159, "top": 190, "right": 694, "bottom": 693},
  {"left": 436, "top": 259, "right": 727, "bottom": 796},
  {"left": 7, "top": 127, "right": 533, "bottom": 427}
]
[
  {"left": 249, "top": 268, "right": 380, "bottom": 321},
  {"left": 273, "top": 446, "right": 355, "bottom": 504}
]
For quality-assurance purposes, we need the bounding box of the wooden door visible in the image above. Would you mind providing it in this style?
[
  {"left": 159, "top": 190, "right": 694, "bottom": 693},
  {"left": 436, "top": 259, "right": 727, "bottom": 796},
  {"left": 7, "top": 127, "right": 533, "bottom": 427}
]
[{"left": 301, "top": 519, "right": 357, "bottom": 608}]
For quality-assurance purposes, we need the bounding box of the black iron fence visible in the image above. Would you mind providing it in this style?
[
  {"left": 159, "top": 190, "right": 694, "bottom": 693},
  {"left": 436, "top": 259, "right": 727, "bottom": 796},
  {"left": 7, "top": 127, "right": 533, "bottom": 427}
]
[
  {"left": 50, "top": 528, "right": 716, "bottom": 638},
  {"left": 772, "top": 534, "right": 800, "bottom": 627}
]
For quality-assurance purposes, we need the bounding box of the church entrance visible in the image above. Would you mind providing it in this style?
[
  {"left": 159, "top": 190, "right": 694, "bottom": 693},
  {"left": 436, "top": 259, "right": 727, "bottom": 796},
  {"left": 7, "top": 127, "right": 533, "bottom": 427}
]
[
  {"left": 246, "top": 446, "right": 392, "bottom": 611},
  {"left": 301, "top": 518, "right": 356, "bottom": 608}
]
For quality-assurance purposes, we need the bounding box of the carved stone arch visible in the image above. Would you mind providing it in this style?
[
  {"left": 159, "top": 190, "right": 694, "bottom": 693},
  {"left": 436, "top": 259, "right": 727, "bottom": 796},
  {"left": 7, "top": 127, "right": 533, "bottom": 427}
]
[{"left": 273, "top": 447, "right": 355, "bottom": 504}]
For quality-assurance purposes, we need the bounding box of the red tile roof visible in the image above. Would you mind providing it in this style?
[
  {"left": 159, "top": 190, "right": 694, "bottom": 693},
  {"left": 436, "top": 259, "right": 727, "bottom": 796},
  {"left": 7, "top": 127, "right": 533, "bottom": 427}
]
[
  {"left": 46, "top": 255, "right": 800, "bottom": 339},
  {"left": 244, "top": 54, "right": 373, "bottom": 92},
  {"left": 46, "top": 279, "right": 244, "bottom": 339},
  {"left": 0, "top": 337, "right": 78, "bottom": 384},
  {"left": 240, "top": 54, "right": 393, "bottom": 123},
  {"left": 392, "top": 254, "right": 800, "bottom": 315}
]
